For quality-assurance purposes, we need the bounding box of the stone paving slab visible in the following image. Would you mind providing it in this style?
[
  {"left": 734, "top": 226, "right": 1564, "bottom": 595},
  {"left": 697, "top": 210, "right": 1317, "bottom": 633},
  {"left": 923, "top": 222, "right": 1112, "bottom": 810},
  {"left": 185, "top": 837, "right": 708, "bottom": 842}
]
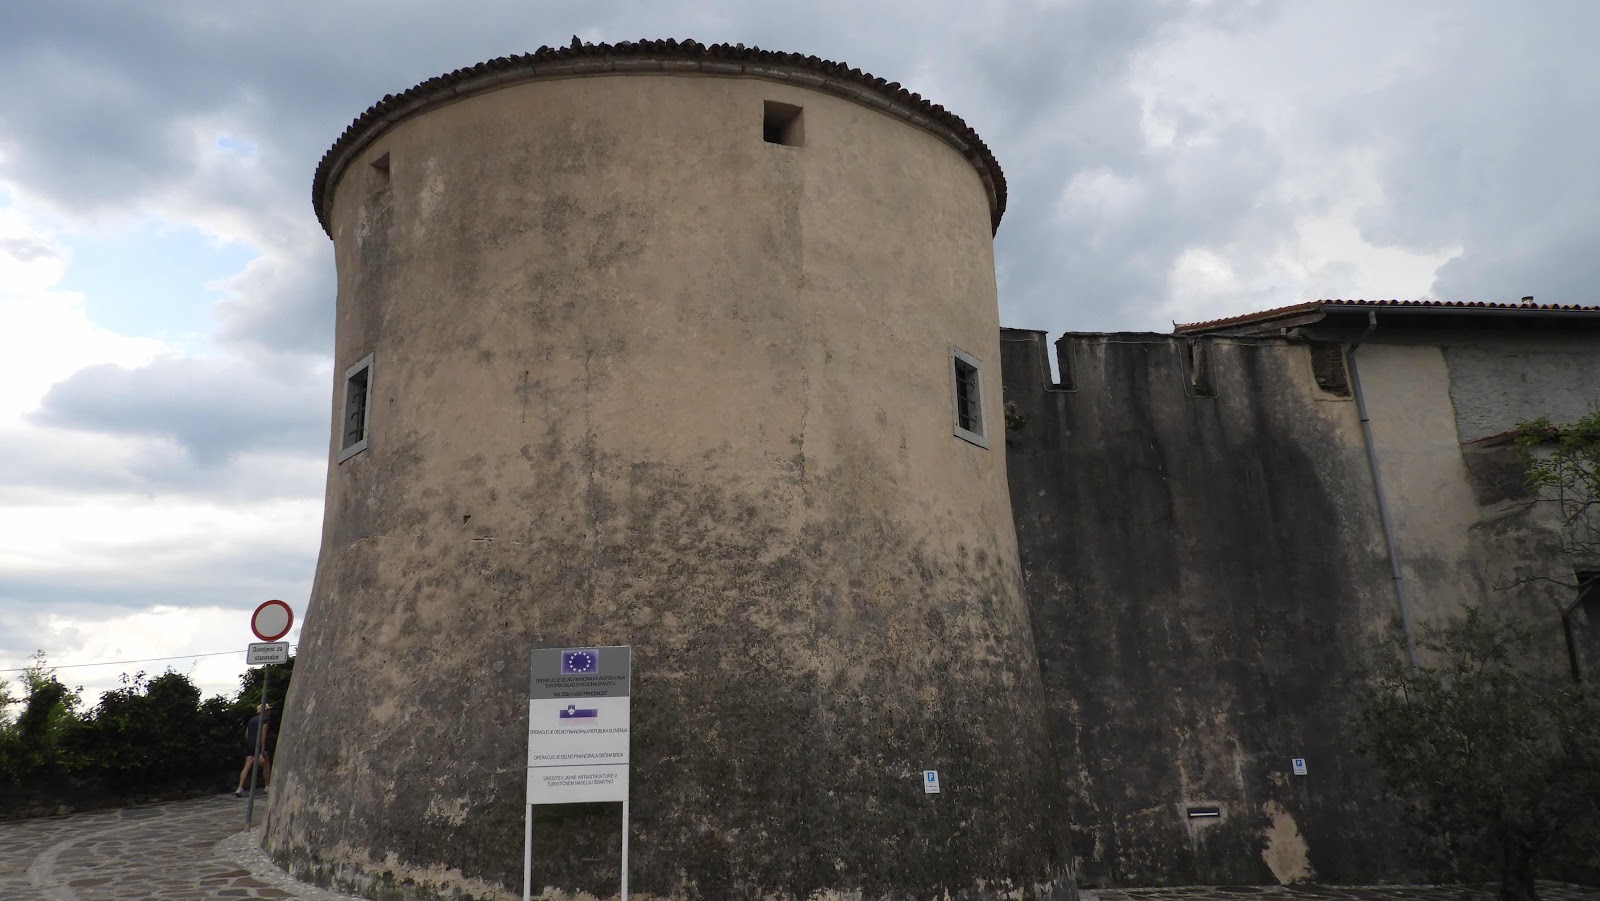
[{"left": 3, "top": 794, "right": 1597, "bottom": 900}]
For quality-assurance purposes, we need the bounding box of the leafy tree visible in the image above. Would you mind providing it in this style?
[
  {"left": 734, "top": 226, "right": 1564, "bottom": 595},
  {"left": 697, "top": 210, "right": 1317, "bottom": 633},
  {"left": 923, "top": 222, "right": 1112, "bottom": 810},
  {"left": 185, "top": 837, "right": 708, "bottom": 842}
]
[
  {"left": 1347, "top": 609, "right": 1600, "bottom": 901},
  {"left": 0, "top": 652, "right": 295, "bottom": 809},
  {"left": 71, "top": 670, "right": 210, "bottom": 790},
  {"left": 0, "top": 680, "right": 15, "bottom": 732},
  {"left": 0, "top": 653, "right": 85, "bottom": 781},
  {"left": 1516, "top": 412, "right": 1600, "bottom": 581},
  {"left": 197, "top": 695, "right": 246, "bottom": 772},
  {"left": 1515, "top": 413, "right": 1600, "bottom": 683}
]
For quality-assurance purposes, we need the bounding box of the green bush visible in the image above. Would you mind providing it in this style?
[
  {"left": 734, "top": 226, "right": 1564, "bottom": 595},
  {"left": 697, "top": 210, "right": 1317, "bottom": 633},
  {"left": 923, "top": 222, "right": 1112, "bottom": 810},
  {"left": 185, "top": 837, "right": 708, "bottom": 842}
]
[
  {"left": 0, "top": 656, "right": 85, "bottom": 783},
  {"left": 0, "top": 653, "right": 294, "bottom": 812},
  {"left": 1348, "top": 610, "right": 1600, "bottom": 901}
]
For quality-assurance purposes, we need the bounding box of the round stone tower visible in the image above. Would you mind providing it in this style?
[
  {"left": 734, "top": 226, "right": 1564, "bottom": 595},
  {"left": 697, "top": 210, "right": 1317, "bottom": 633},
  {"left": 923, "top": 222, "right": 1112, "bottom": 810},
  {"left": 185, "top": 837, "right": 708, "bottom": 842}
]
[{"left": 266, "top": 38, "right": 1070, "bottom": 901}]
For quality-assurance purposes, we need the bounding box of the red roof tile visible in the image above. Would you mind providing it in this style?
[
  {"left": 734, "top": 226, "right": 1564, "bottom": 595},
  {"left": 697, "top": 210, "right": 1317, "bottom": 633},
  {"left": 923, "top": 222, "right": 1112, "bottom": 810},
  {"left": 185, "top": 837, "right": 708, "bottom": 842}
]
[
  {"left": 1174, "top": 298, "right": 1600, "bottom": 334},
  {"left": 312, "top": 37, "right": 1007, "bottom": 236}
]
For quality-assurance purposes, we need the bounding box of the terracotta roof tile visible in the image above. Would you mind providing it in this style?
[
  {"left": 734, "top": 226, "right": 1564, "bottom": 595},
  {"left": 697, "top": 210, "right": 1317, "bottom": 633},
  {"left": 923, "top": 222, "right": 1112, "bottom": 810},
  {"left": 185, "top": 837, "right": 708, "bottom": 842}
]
[
  {"left": 1173, "top": 298, "right": 1600, "bottom": 334},
  {"left": 312, "top": 38, "right": 1006, "bottom": 235}
]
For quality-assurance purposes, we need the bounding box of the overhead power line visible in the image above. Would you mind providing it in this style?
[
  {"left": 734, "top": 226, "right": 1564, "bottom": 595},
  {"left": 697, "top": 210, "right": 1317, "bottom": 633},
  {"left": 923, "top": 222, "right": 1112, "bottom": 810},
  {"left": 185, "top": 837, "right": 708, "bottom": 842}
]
[{"left": 0, "top": 648, "right": 293, "bottom": 674}]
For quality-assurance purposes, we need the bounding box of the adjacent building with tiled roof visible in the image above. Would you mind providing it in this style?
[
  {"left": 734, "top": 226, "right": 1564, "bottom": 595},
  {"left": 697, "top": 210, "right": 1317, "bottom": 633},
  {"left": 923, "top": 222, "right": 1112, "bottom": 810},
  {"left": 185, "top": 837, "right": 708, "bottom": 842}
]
[
  {"left": 1003, "top": 294, "right": 1600, "bottom": 886},
  {"left": 1175, "top": 297, "right": 1600, "bottom": 336}
]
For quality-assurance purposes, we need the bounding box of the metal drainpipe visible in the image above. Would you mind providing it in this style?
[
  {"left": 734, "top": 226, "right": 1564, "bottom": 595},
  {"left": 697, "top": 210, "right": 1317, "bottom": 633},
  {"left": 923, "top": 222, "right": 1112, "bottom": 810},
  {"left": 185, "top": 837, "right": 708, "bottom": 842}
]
[{"left": 1348, "top": 310, "right": 1421, "bottom": 670}]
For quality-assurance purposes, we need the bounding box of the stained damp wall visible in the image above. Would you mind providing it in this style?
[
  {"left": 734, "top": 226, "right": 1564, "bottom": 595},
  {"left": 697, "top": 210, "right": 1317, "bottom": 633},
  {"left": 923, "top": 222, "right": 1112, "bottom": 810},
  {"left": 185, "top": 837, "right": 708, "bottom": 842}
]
[
  {"left": 1001, "top": 326, "right": 1598, "bottom": 886},
  {"left": 265, "top": 51, "right": 1071, "bottom": 901},
  {"left": 1001, "top": 330, "right": 1404, "bottom": 886}
]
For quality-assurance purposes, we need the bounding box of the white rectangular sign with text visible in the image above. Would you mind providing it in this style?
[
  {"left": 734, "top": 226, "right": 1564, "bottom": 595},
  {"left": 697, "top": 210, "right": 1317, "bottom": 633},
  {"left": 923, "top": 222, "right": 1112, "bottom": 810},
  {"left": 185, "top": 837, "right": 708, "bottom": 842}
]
[
  {"left": 526, "top": 646, "right": 631, "bottom": 805},
  {"left": 247, "top": 641, "right": 290, "bottom": 665}
]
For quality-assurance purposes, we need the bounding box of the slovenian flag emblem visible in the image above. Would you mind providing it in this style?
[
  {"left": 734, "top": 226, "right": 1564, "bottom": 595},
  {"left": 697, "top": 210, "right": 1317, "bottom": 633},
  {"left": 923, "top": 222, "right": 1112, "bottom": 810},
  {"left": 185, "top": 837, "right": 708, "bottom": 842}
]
[{"left": 559, "top": 705, "right": 598, "bottom": 719}]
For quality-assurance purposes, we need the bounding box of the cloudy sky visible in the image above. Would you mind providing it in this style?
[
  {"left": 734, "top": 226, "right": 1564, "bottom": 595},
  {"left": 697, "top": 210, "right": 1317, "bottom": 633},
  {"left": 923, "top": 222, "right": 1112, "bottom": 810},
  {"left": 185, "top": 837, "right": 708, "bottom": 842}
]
[{"left": 2, "top": 0, "right": 1595, "bottom": 705}]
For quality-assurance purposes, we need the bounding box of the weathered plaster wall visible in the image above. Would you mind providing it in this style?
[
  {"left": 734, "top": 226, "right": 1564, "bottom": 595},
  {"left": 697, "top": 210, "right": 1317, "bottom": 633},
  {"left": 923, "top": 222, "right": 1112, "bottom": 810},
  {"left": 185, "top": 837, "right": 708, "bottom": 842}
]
[
  {"left": 1351, "top": 331, "right": 1595, "bottom": 662},
  {"left": 1438, "top": 335, "right": 1600, "bottom": 442},
  {"left": 1001, "top": 330, "right": 1406, "bottom": 887},
  {"left": 267, "top": 72, "right": 1069, "bottom": 901},
  {"left": 1348, "top": 344, "right": 1489, "bottom": 630}
]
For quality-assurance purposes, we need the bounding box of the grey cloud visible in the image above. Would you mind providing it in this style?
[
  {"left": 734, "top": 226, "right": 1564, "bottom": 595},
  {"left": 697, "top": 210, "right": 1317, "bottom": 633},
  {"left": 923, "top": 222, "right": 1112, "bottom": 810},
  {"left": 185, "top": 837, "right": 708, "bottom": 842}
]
[
  {"left": 0, "top": 543, "right": 313, "bottom": 614},
  {"left": 997, "top": 96, "right": 1289, "bottom": 332},
  {"left": 212, "top": 242, "right": 336, "bottom": 354},
  {"left": 6, "top": 0, "right": 1597, "bottom": 350},
  {"left": 32, "top": 357, "right": 327, "bottom": 466},
  {"left": 0, "top": 425, "right": 326, "bottom": 503},
  {"left": 0, "top": 237, "right": 58, "bottom": 262},
  {"left": 1432, "top": 229, "right": 1600, "bottom": 309},
  {"left": 0, "top": 7, "right": 238, "bottom": 214},
  {"left": 1343, "top": 4, "right": 1600, "bottom": 305},
  {"left": 0, "top": 1, "right": 642, "bottom": 215},
  {"left": 0, "top": 0, "right": 1209, "bottom": 354},
  {"left": 0, "top": 1, "right": 598, "bottom": 354},
  {"left": 0, "top": 540, "right": 316, "bottom": 675},
  {"left": 838, "top": 1, "right": 1247, "bottom": 333}
]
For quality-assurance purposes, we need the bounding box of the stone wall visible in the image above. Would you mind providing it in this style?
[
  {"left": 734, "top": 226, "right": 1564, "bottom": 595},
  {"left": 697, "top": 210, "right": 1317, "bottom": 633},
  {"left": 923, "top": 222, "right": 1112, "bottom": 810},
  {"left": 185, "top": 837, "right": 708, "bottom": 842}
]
[
  {"left": 1001, "top": 325, "right": 1600, "bottom": 886},
  {"left": 1000, "top": 330, "right": 1405, "bottom": 886}
]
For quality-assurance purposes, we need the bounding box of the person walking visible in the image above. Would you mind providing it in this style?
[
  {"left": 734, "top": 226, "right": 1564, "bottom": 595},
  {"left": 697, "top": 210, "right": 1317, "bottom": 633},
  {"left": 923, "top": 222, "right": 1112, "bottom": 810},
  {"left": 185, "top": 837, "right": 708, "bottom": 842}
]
[{"left": 235, "top": 702, "right": 273, "bottom": 798}]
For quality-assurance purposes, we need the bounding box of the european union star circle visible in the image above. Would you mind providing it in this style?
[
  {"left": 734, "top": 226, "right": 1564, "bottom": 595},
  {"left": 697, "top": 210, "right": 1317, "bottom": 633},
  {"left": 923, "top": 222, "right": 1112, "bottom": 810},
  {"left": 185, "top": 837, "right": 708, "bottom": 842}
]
[{"left": 561, "top": 649, "right": 598, "bottom": 674}]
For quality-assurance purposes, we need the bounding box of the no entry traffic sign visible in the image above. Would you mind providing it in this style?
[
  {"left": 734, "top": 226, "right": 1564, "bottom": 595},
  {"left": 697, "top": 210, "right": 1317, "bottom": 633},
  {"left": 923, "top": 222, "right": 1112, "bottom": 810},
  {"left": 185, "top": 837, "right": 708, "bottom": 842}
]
[
  {"left": 251, "top": 599, "right": 294, "bottom": 642},
  {"left": 243, "top": 598, "right": 294, "bottom": 830}
]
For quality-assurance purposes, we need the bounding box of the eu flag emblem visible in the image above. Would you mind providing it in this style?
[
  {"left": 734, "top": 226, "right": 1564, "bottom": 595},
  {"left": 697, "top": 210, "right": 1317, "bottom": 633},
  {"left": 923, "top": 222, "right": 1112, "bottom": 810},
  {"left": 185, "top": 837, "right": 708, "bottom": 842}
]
[{"left": 561, "top": 649, "right": 598, "bottom": 674}]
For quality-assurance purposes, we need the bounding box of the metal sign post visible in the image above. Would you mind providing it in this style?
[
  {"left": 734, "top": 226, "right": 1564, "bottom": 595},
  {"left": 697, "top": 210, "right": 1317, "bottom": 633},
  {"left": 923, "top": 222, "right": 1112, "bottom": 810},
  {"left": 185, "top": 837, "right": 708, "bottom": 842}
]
[
  {"left": 244, "top": 601, "right": 294, "bottom": 827},
  {"left": 524, "top": 646, "right": 632, "bottom": 901},
  {"left": 245, "top": 663, "right": 268, "bottom": 827}
]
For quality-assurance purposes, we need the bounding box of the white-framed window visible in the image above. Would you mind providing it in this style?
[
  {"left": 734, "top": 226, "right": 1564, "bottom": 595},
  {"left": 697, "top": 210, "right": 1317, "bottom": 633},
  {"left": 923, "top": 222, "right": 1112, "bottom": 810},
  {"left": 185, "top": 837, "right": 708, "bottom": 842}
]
[
  {"left": 337, "top": 353, "right": 374, "bottom": 463},
  {"left": 950, "top": 346, "right": 988, "bottom": 448}
]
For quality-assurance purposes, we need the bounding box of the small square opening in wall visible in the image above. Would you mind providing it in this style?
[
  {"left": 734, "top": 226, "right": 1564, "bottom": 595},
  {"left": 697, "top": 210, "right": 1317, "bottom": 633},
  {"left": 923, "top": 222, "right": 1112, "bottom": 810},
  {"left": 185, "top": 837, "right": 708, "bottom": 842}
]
[
  {"left": 370, "top": 151, "right": 391, "bottom": 187},
  {"left": 950, "top": 347, "right": 989, "bottom": 449},
  {"left": 763, "top": 101, "right": 804, "bottom": 146},
  {"left": 1310, "top": 343, "right": 1351, "bottom": 396},
  {"left": 338, "top": 354, "right": 374, "bottom": 463}
]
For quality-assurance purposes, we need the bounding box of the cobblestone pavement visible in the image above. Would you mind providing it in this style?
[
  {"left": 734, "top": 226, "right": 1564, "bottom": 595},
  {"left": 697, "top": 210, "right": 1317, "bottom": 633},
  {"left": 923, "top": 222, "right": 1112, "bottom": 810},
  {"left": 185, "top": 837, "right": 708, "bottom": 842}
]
[
  {"left": 2, "top": 794, "right": 1596, "bottom": 901},
  {"left": 1084, "top": 881, "right": 1600, "bottom": 901},
  {"left": 0, "top": 792, "right": 365, "bottom": 900}
]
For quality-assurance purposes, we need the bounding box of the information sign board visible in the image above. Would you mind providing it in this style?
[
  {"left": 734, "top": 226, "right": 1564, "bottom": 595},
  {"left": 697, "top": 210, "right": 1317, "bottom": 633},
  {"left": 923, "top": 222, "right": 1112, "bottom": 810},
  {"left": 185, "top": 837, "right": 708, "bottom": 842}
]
[
  {"left": 1291, "top": 757, "right": 1308, "bottom": 776},
  {"left": 247, "top": 641, "right": 290, "bottom": 665},
  {"left": 527, "top": 646, "right": 631, "bottom": 805},
  {"left": 924, "top": 770, "right": 941, "bottom": 794}
]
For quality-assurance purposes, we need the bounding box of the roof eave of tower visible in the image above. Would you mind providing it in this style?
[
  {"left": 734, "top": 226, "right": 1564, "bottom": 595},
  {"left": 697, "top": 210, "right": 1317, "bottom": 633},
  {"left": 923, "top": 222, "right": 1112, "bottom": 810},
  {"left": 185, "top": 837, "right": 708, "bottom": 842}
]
[{"left": 311, "top": 38, "right": 1008, "bottom": 237}]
